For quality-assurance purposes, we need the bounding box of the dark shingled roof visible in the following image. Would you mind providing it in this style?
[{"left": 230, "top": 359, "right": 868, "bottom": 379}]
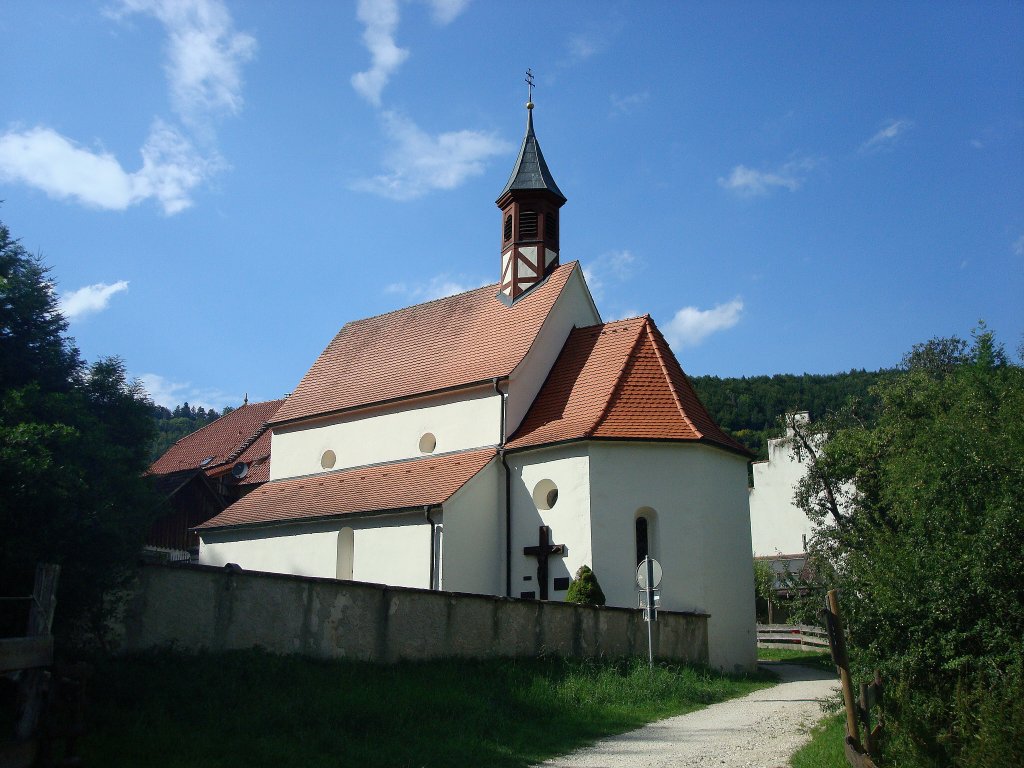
[{"left": 496, "top": 109, "right": 566, "bottom": 204}]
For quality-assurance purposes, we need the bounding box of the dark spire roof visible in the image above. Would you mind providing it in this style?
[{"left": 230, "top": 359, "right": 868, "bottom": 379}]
[{"left": 496, "top": 107, "right": 566, "bottom": 204}]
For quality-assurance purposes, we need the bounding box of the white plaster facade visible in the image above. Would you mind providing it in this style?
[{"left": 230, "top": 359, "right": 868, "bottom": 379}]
[{"left": 748, "top": 413, "right": 814, "bottom": 557}]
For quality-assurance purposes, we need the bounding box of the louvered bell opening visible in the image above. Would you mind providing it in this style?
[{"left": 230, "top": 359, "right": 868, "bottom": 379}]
[
  {"left": 545, "top": 212, "right": 557, "bottom": 247},
  {"left": 519, "top": 210, "right": 538, "bottom": 239},
  {"left": 503, "top": 214, "right": 513, "bottom": 242}
]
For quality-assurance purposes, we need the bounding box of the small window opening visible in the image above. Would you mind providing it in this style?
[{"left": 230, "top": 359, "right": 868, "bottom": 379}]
[
  {"left": 519, "top": 210, "right": 538, "bottom": 239},
  {"left": 503, "top": 214, "right": 513, "bottom": 241},
  {"left": 419, "top": 432, "right": 436, "bottom": 454},
  {"left": 545, "top": 212, "right": 557, "bottom": 246},
  {"left": 321, "top": 449, "right": 337, "bottom": 470},
  {"left": 532, "top": 479, "right": 559, "bottom": 510},
  {"left": 635, "top": 517, "right": 649, "bottom": 566}
]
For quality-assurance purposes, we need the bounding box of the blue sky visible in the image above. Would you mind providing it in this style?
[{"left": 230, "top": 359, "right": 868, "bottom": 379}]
[{"left": 2, "top": 1, "right": 1022, "bottom": 411}]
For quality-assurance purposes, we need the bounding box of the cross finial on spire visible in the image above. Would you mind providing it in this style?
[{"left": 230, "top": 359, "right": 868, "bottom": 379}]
[{"left": 525, "top": 68, "right": 535, "bottom": 109}]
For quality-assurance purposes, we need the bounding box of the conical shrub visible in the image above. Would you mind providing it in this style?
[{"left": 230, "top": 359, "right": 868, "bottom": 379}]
[{"left": 566, "top": 565, "right": 606, "bottom": 606}]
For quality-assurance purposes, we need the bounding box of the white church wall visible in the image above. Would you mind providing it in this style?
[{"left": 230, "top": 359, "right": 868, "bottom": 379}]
[
  {"left": 749, "top": 430, "right": 815, "bottom": 557},
  {"left": 508, "top": 444, "right": 593, "bottom": 601},
  {"left": 270, "top": 386, "right": 501, "bottom": 480},
  {"left": 439, "top": 459, "right": 503, "bottom": 595},
  {"left": 198, "top": 512, "right": 434, "bottom": 589},
  {"left": 505, "top": 269, "right": 601, "bottom": 437},
  {"left": 588, "top": 442, "right": 756, "bottom": 672},
  {"left": 200, "top": 520, "right": 344, "bottom": 579}
]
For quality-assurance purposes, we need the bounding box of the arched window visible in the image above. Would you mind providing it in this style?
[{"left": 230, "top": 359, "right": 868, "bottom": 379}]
[
  {"left": 635, "top": 517, "right": 649, "bottom": 565},
  {"left": 545, "top": 212, "right": 557, "bottom": 246},
  {"left": 336, "top": 527, "right": 354, "bottom": 580},
  {"left": 503, "top": 214, "right": 513, "bottom": 241}
]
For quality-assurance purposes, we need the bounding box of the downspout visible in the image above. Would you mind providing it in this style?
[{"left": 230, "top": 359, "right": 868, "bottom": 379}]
[
  {"left": 493, "top": 377, "right": 511, "bottom": 598},
  {"left": 424, "top": 505, "right": 436, "bottom": 590}
]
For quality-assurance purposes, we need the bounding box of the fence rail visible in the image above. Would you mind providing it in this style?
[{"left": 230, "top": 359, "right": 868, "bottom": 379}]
[{"left": 756, "top": 623, "right": 830, "bottom": 650}]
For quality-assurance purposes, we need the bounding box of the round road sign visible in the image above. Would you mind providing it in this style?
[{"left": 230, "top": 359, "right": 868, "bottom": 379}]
[{"left": 636, "top": 557, "right": 663, "bottom": 590}]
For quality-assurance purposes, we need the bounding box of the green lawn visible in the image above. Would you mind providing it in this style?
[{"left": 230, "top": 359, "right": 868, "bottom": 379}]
[
  {"left": 790, "top": 713, "right": 846, "bottom": 768},
  {"left": 757, "top": 646, "right": 836, "bottom": 672},
  {"left": 81, "top": 651, "right": 774, "bottom": 767}
]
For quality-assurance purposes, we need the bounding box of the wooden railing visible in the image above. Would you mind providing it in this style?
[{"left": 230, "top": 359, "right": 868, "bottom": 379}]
[{"left": 756, "top": 623, "right": 830, "bottom": 651}]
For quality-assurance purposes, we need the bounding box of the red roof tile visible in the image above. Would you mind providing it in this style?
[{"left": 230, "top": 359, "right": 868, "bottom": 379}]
[
  {"left": 272, "top": 263, "right": 580, "bottom": 425},
  {"left": 197, "top": 448, "right": 496, "bottom": 530},
  {"left": 148, "top": 399, "right": 284, "bottom": 477},
  {"left": 507, "top": 316, "right": 751, "bottom": 456}
]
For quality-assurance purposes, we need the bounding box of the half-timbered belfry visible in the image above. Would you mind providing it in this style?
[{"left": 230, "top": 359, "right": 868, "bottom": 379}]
[
  {"left": 496, "top": 75, "right": 566, "bottom": 304},
  {"left": 195, "top": 76, "right": 758, "bottom": 671}
]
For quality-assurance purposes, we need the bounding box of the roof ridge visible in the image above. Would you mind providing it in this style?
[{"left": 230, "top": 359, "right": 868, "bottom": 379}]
[
  {"left": 588, "top": 317, "right": 650, "bottom": 436},
  {"left": 344, "top": 262, "right": 580, "bottom": 329},
  {"left": 644, "top": 317, "right": 703, "bottom": 439}
]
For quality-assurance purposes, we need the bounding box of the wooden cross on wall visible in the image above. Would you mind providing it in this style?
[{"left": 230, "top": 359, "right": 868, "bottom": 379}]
[{"left": 523, "top": 525, "right": 565, "bottom": 600}]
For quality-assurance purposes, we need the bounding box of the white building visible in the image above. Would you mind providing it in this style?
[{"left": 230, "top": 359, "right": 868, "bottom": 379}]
[
  {"left": 748, "top": 412, "right": 815, "bottom": 561},
  {"left": 197, "top": 101, "right": 756, "bottom": 670}
]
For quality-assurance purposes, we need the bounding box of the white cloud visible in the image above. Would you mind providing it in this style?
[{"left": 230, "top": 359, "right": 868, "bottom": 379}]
[
  {"left": 0, "top": 121, "right": 213, "bottom": 214},
  {"left": 583, "top": 250, "right": 637, "bottom": 300},
  {"left": 385, "top": 272, "right": 488, "bottom": 302},
  {"left": 717, "top": 157, "right": 818, "bottom": 197},
  {"left": 425, "top": 0, "right": 470, "bottom": 25},
  {"left": 352, "top": 110, "right": 511, "bottom": 200},
  {"left": 860, "top": 118, "right": 913, "bottom": 153},
  {"left": 567, "top": 33, "right": 601, "bottom": 62},
  {"left": 663, "top": 298, "right": 744, "bottom": 349},
  {"left": 139, "top": 371, "right": 239, "bottom": 411},
  {"left": 112, "top": 0, "right": 256, "bottom": 128},
  {"left": 1013, "top": 235, "right": 1024, "bottom": 257},
  {"left": 59, "top": 280, "right": 130, "bottom": 320},
  {"left": 2, "top": 0, "right": 250, "bottom": 214},
  {"left": 351, "top": 0, "right": 410, "bottom": 106},
  {"left": 610, "top": 91, "right": 649, "bottom": 116}
]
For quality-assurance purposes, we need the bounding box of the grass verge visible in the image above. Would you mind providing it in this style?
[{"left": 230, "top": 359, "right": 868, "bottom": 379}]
[
  {"left": 758, "top": 646, "right": 836, "bottom": 672},
  {"left": 82, "top": 650, "right": 773, "bottom": 768},
  {"left": 789, "top": 713, "right": 846, "bottom": 768}
]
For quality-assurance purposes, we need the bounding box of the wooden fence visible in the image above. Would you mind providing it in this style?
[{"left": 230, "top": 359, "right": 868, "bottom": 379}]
[{"left": 756, "top": 623, "right": 830, "bottom": 651}]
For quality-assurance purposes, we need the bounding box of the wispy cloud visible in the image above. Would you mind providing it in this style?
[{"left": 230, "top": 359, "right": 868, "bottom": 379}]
[
  {"left": 860, "top": 118, "right": 913, "bottom": 153},
  {"left": 663, "top": 298, "right": 744, "bottom": 349},
  {"left": 567, "top": 33, "right": 601, "bottom": 62},
  {"left": 385, "top": 272, "right": 488, "bottom": 302},
  {"left": 583, "top": 249, "right": 637, "bottom": 301},
  {"left": 426, "top": 0, "right": 471, "bottom": 25},
  {"left": 351, "top": 0, "right": 409, "bottom": 106},
  {"left": 718, "top": 157, "right": 818, "bottom": 197},
  {"left": 1013, "top": 235, "right": 1024, "bottom": 257},
  {"left": 352, "top": 110, "right": 510, "bottom": 200},
  {"left": 113, "top": 0, "right": 256, "bottom": 130},
  {"left": 139, "top": 371, "right": 239, "bottom": 411},
  {"left": 59, "top": 280, "right": 130, "bottom": 320},
  {"left": 0, "top": 0, "right": 251, "bottom": 215},
  {"left": 0, "top": 121, "right": 213, "bottom": 214},
  {"left": 610, "top": 91, "right": 649, "bottom": 116}
]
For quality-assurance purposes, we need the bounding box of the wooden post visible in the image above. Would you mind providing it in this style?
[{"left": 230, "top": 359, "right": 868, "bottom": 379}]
[
  {"left": 14, "top": 563, "right": 60, "bottom": 742},
  {"left": 825, "top": 588, "right": 862, "bottom": 753}
]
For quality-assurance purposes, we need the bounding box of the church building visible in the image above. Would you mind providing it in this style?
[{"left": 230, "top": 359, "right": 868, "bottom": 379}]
[{"left": 196, "top": 98, "right": 756, "bottom": 670}]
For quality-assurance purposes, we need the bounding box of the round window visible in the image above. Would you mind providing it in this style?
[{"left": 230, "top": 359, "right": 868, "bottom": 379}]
[
  {"left": 532, "top": 479, "right": 559, "bottom": 510},
  {"left": 419, "top": 432, "right": 437, "bottom": 454},
  {"left": 321, "top": 449, "right": 337, "bottom": 469}
]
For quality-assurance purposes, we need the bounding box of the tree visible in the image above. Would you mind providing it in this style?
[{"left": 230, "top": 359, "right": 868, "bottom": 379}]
[
  {"left": 566, "top": 565, "right": 606, "bottom": 606},
  {"left": 791, "top": 326, "right": 1024, "bottom": 766},
  {"left": 0, "top": 219, "right": 157, "bottom": 643}
]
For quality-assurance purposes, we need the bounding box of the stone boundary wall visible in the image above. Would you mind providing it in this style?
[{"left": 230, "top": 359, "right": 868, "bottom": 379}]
[{"left": 109, "top": 564, "right": 709, "bottom": 664}]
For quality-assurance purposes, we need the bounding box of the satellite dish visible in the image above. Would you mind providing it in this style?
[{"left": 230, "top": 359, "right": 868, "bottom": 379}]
[
  {"left": 231, "top": 461, "right": 249, "bottom": 479},
  {"left": 198, "top": 456, "right": 214, "bottom": 468},
  {"left": 636, "top": 557, "right": 663, "bottom": 590}
]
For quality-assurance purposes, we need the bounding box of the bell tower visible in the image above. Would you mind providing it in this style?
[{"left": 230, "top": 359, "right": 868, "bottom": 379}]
[{"left": 496, "top": 70, "right": 566, "bottom": 304}]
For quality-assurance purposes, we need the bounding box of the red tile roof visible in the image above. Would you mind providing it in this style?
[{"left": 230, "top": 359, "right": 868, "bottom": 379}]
[
  {"left": 506, "top": 316, "right": 751, "bottom": 456},
  {"left": 197, "top": 448, "right": 496, "bottom": 530},
  {"left": 148, "top": 399, "right": 284, "bottom": 479},
  {"left": 271, "top": 262, "right": 580, "bottom": 425}
]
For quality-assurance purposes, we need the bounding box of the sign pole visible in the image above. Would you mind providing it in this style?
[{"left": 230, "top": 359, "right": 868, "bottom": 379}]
[{"left": 646, "top": 556, "right": 655, "bottom": 667}]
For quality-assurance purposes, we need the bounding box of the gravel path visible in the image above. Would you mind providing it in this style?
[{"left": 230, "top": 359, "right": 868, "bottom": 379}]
[{"left": 538, "top": 663, "right": 838, "bottom": 768}]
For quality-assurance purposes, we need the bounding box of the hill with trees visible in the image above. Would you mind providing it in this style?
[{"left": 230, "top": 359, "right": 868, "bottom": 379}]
[
  {"left": 690, "top": 369, "right": 890, "bottom": 458},
  {"left": 149, "top": 402, "right": 234, "bottom": 462}
]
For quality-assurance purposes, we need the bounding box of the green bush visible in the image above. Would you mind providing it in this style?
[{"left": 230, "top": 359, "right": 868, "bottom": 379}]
[{"left": 566, "top": 565, "right": 606, "bottom": 606}]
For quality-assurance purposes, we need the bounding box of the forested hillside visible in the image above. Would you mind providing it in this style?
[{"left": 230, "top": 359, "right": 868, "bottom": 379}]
[
  {"left": 690, "top": 369, "right": 890, "bottom": 458},
  {"left": 149, "top": 402, "right": 234, "bottom": 462}
]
